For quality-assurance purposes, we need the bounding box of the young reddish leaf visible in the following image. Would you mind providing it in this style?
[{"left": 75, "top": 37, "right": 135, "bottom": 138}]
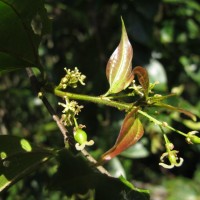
[
  {"left": 154, "top": 102, "right": 197, "bottom": 121},
  {"left": 105, "top": 18, "right": 134, "bottom": 95},
  {"left": 133, "top": 66, "right": 149, "bottom": 98},
  {"left": 101, "top": 108, "right": 144, "bottom": 161}
]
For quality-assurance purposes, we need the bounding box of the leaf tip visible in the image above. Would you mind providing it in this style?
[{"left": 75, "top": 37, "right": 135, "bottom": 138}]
[
  {"left": 120, "top": 16, "right": 125, "bottom": 26},
  {"left": 120, "top": 17, "right": 127, "bottom": 37},
  {"left": 102, "top": 154, "right": 112, "bottom": 161}
]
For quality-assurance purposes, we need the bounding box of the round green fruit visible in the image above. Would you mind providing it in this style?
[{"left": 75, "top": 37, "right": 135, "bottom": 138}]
[{"left": 74, "top": 128, "right": 87, "bottom": 144}]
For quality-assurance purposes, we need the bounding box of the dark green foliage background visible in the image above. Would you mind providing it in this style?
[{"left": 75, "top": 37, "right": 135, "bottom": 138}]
[{"left": 1, "top": 0, "right": 200, "bottom": 199}]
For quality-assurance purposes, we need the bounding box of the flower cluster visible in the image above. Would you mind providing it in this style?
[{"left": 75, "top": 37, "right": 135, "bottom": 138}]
[
  {"left": 58, "top": 96, "right": 83, "bottom": 126},
  {"left": 158, "top": 128, "right": 200, "bottom": 169},
  {"left": 59, "top": 67, "right": 86, "bottom": 89},
  {"left": 128, "top": 80, "right": 143, "bottom": 97}
]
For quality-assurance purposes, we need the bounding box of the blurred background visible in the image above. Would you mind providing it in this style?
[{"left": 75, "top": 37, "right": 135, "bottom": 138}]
[{"left": 1, "top": 0, "right": 200, "bottom": 199}]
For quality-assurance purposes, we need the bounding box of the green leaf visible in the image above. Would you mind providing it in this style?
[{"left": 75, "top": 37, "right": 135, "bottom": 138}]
[
  {"left": 101, "top": 108, "right": 144, "bottom": 161},
  {"left": 180, "top": 120, "right": 200, "bottom": 130},
  {"left": 163, "top": 176, "right": 200, "bottom": 200},
  {"left": 154, "top": 102, "right": 197, "bottom": 121},
  {"left": 119, "top": 175, "right": 149, "bottom": 195},
  {"left": 146, "top": 59, "right": 168, "bottom": 92},
  {"left": 133, "top": 66, "right": 149, "bottom": 98},
  {"left": 105, "top": 17, "right": 134, "bottom": 95},
  {"left": 148, "top": 93, "right": 176, "bottom": 105},
  {"left": 106, "top": 157, "right": 126, "bottom": 178},
  {"left": 0, "top": 135, "right": 54, "bottom": 192},
  {"left": 0, "top": 0, "right": 51, "bottom": 74},
  {"left": 180, "top": 56, "right": 200, "bottom": 86},
  {"left": 50, "top": 149, "right": 150, "bottom": 200},
  {"left": 121, "top": 140, "right": 149, "bottom": 159}
]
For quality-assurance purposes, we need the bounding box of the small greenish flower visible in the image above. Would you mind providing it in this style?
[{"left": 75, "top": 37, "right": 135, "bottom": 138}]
[
  {"left": 73, "top": 125, "right": 94, "bottom": 151},
  {"left": 159, "top": 142, "right": 184, "bottom": 169},
  {"left": 58, "top": 97, "right": 83, "bottom": 126},
  {"left": 148, "top": 81, "right": 160, "bottom": 93},
  {"left": 59, "top": 67, "right": 86, "bottom": 89},
  {"left": 186, "top": 131, "right": 200, "bottom": 144},
  {"left": 128, "top": 80, "right": 143, "bottom": 97}
]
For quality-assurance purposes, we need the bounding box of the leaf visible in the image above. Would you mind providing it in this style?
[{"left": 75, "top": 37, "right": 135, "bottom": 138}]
[
  {"left": 50, "top": 149, "right": 150, "bottom": 200},
  {"left": 107, "top": 157, "right": 126, "bottom": 178},
  {"left": 120, "top": 141, "right": 149, "bottom": 159},
  {"left": 180, "top": 56, "right": 200, "bottom": 86},
  {"left": 146, "top": 59, "right": 168, "bottom": 92},
  {"left": 163, "top": 176, "right": 200, "bottom": 200},
  {"left": 0, "top": 0, "right": 51, "bottom": 74},
  {"left": 0, "top": 135, "right": 54, "bottom": 192},
  {"left": 101, "top": 108, "right": 144, "bottom": 161},
  {"left": 147, "top": 93, "right": 176, "bottom": 105},
  {"left": 154, "top": 102, "right": 197, "bottom": 121},
  {"left": 133, "top": 66, "right": 149, "bottom": 98},
  {"left": 105, "top": 17, "right": 134, "bottom": 95}
]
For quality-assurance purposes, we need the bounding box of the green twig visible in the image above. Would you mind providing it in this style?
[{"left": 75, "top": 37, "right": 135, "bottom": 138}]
[
  {"left": 138, "top": 110, "right": 187, "bottom": 137},
  {"left": 26, "top": 68, "right": 111, "bottom": 176},
  {"left": 54, "top": 88, "right": 132, "bottom": 111},
  {"left": 54, "top": 88, "right": 188, "bottom": 138}
]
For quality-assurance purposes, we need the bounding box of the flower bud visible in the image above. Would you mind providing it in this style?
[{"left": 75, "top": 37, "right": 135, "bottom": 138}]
[{"left": 186, "top": 131, "right": 200, "bottom": 144}]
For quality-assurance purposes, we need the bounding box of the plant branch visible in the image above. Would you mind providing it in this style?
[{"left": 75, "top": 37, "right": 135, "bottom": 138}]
[
  {"left": 54, "top": 87, "right": 188, "bottom": 138},
  {"left": 26, "top": 68, "right": 68, "bottom": 140},
  {"left": 54, "top": 88, "right": 132, "bottom": 111},
  {"left": 26, "top": 68, "right": 111, "bottom": 176},
  {"left": 138, "top": 110, "right": 187, "bottom": 137}
]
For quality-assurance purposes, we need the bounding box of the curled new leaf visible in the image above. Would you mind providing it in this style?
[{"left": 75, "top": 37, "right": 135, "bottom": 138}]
[
  {"left": 105, "top": 18, "right": 134, "bottom": 95},
  {"left": 101, "top": 108, "right": 144, "bottom": 162},
  {"left": 133, "top": 66, "right": 149, "bottom": 98}
]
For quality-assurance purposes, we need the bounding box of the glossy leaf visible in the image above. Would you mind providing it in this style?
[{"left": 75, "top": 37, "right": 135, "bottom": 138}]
[
  {"left": 105, "top": 18, "right": 134, "bottom": 95},
  {"left": 101, "top": 108, "right": 144, "bottom": 161},
  {"left": 154, "top": 102, "right": 197, "bottom": 121},
  {"left": 0, "top": 0, "right": 51, "bottom": 74},
  {"left": 133, "top": 66, "right": 149, "bottom": 98},
  {"left": 0, "top": 135, "right": 54, "bottom": 192}
]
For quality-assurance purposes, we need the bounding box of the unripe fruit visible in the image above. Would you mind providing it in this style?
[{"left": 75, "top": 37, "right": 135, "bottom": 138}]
[{"left": 74, "top": 128, "right": 87, "bottom": 144}]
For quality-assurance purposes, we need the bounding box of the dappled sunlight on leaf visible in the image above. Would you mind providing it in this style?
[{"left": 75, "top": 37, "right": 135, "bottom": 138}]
[{"left": 0, "top": 135, "right": 54, "bottom": 192}]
